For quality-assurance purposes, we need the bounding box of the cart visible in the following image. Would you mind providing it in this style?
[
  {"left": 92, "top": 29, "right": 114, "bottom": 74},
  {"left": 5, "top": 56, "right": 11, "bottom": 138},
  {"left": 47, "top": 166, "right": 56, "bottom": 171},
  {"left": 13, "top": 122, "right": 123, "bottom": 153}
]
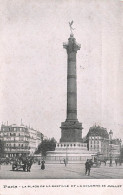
[{"left": 12, "top": 162, "right": 26, "bottom": 171}]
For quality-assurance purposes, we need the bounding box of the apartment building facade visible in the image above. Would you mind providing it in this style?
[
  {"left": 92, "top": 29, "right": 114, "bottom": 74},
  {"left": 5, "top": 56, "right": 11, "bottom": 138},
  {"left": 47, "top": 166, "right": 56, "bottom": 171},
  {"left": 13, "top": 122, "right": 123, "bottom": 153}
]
[{"left": 0, "top": 124, "right": 43, "bottom": 157}]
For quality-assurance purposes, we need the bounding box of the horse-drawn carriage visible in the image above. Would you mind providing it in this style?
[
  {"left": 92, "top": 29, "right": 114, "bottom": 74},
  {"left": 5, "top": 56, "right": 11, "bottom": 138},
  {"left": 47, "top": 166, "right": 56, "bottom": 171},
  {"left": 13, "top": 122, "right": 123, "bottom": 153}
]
[
  {"left": 12, "top": 158, "right": 33, "bottom": 172},
  {"left": 12, "top": 162, "right": 25, "bottom": 171}
]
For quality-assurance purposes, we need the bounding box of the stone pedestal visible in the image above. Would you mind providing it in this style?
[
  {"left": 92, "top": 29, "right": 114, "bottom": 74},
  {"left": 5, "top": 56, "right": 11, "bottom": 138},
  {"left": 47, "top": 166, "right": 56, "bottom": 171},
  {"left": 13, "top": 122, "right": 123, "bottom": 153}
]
[
  {"left": 46, "top": 143, "right": 95, "bottom": 164},
  {"left": 60, "top": 121, "right": 82, "bottom": 142}
]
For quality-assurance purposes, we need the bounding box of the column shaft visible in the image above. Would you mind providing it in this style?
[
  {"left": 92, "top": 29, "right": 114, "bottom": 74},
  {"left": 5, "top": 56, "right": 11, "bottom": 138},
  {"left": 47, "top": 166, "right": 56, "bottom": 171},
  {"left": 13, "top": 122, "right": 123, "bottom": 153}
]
[{"left": 67, "top": 52, "right": 77, "bottom": 120}]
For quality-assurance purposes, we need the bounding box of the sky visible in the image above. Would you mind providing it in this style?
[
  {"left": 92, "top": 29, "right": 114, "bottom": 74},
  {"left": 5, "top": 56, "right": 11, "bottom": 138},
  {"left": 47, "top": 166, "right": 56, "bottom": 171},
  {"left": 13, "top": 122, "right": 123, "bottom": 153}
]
[{"left": 0, "top": 0, "right": 123, "bottom": 142}]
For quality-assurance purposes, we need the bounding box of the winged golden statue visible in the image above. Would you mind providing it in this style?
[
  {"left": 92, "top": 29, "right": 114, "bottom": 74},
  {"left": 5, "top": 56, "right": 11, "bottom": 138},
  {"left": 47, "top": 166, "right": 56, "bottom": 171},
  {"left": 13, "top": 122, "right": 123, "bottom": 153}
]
[{"left": 69, "top": 20, "right": 75, "bottom": 34}]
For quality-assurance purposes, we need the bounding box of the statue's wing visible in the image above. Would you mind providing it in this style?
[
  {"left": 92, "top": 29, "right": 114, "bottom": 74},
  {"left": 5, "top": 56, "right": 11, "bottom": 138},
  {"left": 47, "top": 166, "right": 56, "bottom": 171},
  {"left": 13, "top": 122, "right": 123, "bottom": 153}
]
[{"left": 71, "top": 20, "right": 73, "bottom": 25}]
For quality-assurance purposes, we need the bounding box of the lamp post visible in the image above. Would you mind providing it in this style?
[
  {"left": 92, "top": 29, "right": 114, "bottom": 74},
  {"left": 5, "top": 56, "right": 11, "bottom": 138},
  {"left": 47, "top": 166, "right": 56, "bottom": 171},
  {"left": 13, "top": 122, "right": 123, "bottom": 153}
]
[
  {"left": 41, "top": 135, "right": 48, "bottom": 159},
  {"left": 66, "top": 144, "right": 69, "bottom": 166},
  {"left": 119, "top": 139, "right": 122, "bottom": 165},
  {"left": 109, "top": 130, "right": 113, "bottom": 167}
]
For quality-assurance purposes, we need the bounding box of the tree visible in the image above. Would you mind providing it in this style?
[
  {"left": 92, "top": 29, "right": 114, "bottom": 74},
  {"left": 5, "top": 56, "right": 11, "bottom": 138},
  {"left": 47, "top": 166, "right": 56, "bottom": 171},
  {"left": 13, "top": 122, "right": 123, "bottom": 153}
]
[
  {"left": 120, "top": 147, "right": 123, "bottom": 161},
  {"left": 0, "top": 140, "right": 5, "bottom": 158},
  {"left": 35, "top": 137, "right": 56, "bottom": 156}
]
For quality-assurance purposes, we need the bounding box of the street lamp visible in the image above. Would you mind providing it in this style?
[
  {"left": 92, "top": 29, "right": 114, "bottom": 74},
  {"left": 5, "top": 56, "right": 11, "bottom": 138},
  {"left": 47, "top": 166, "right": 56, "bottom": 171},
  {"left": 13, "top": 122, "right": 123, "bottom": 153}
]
[
  {"left": 109, "top": 130, "right": 113, "bottom": 167},
  {"left": 41, "top": 135, "right": 48, "bottom": 159},
  {"left": 65, "top": 144, "right": 69, "bottom": 166},
  {"left": 119, "top": 139, "right": 122, "bottom": 165}
]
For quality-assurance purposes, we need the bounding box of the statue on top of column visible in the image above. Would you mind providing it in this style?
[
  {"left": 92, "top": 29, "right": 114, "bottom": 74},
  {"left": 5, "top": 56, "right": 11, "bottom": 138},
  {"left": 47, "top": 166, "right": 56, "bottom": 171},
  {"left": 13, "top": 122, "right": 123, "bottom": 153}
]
[{"left": 69, "top": 20, "right": 75, "bottom": 34}]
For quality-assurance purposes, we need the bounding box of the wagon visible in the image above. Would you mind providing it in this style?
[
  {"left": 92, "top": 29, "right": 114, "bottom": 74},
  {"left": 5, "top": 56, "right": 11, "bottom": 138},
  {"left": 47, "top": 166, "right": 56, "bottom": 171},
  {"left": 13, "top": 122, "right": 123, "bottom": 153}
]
[
  {"left": 91, "top": 161, "right": 101, "bottom": 168},
  {"left": 12, "top": 162, "right": 25, "bottom": 171}
]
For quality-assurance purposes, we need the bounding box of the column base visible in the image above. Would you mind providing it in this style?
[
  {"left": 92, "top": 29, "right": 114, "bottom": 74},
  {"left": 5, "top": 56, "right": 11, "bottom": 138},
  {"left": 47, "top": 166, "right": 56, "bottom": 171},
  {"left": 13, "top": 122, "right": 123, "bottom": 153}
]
[{"left": 60, "top": 120, "right": 83, "bottom": 143}]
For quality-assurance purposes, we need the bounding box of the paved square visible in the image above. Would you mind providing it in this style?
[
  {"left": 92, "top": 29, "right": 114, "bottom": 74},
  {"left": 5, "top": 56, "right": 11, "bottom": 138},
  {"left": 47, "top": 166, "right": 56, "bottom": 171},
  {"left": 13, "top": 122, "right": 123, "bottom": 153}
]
[{"left": 0, "top": 163, "right": 123, "bottom": 179}]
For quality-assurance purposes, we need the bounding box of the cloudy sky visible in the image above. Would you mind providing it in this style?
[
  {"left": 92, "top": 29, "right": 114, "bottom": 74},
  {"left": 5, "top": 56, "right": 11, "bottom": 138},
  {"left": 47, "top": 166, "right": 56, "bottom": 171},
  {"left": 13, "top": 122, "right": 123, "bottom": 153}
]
[{"left": 0, "top": 0, "right": 123, "bottom": 141}]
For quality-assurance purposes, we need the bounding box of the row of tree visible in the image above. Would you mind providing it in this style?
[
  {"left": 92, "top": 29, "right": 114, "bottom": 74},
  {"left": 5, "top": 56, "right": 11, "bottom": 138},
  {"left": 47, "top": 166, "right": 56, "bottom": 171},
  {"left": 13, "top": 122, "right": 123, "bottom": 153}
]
[{"left": 35, "top": 137, "right": 56, "bottom": 156}]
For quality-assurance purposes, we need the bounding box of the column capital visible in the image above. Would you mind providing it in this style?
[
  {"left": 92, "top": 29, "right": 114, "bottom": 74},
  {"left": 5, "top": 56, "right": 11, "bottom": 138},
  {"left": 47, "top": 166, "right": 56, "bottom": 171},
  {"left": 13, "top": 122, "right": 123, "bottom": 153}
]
[{"left": 63, "top": 34, "right": 81, "bottom": 53}]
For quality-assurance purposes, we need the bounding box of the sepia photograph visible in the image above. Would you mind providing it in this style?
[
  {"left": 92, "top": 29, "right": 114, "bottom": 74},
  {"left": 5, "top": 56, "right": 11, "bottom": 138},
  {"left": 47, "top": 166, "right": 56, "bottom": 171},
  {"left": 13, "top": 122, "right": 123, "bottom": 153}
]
[{"left": 0, "top": 0, "right": 123, "bottom": 188}]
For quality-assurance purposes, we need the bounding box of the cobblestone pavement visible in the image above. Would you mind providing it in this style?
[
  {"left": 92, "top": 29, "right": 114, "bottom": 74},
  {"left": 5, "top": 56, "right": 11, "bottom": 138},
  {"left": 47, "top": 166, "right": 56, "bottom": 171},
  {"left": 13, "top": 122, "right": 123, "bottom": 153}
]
[{"left": 0, "top": 163, "right": 123, "bottom": 179}]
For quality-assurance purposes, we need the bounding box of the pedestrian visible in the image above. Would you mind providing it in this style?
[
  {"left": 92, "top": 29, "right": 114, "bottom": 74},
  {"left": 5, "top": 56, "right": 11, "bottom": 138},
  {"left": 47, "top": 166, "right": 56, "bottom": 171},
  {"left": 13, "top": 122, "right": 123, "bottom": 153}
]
[
  {"left": 27, "top": 158, "right": 33, "bottom": 172},
  {"left": 115, "top": 159, "right": 117, "bottom": 166},
  {"left": 119, "top": 159, "right": 122, "bottom": 166},
  {"left": 41, "top": 159, "right": 45, "bottom": 170},
  {"left": 63, "top": 158, "right": 67, "bottom": 167},
  {"left": 85, "top": 159, "right": 91, "bottom": 176}
]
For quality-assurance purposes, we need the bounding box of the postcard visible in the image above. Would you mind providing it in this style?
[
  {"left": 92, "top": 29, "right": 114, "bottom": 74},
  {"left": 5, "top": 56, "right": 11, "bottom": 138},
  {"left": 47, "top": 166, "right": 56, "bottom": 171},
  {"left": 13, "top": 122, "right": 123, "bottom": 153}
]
[{"left": 0, "top": 0, "right": 123, "bottom": 194}]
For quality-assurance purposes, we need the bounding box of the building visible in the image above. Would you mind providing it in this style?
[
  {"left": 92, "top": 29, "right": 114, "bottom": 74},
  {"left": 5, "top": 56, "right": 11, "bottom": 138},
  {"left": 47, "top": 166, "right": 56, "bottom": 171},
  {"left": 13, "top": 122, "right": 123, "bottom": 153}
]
[
  {"left": 36, "top": 130, "right": 43, "bottom": 149},
  {"left": 109, "top": 130, "right": 121, "bottom": 159},
  {"left": 86, "top": 125, "right": 109, "bottom": 159},
  {"left": 28, "top": 127, "right": 37, "bottom": 155},
  {"left": 86, "top": 126, "right": 122, "bottom": 160},
  {"left": 0, "top": 124, "right": 30, "bottom": 158},
  {"left": 0, "top": 124, "right": 43, "bottom": 158},
  {"left": 28, "top": 127, "right": 43, "bottom": 155}
]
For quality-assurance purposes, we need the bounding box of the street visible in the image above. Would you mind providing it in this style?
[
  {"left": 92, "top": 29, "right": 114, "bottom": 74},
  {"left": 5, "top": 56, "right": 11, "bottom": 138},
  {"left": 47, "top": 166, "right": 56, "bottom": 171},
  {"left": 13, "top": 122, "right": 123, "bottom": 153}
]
[{"left": 0, "top": 163, "right": 123, "bottom": 179}]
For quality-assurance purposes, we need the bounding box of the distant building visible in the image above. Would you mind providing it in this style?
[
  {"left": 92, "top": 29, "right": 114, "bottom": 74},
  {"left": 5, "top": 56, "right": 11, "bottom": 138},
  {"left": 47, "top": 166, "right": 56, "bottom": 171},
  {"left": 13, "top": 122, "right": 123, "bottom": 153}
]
[
  {"left": 86, "top": 126, "right": 122, "bottom": 160},
  {"left": 86, "top": 125, "right": 109, "bottom": 159},
  {"left": 0, "top": 124, "right": 43, "bottom": 157},
  {"left": 109, "top": 130, "right": 121, "bottom": 159},
  {"left": 28, "top": 127, "right": 37, "bottom": 155},
  {"left": 111, "top": 139, "right": 121, "bottom": 158},
  {"left": 29, "top": 127, "right": 43, "bottom": 155},
  {"left": 36, "top": 130, "right": 43, "bottom": 149}
]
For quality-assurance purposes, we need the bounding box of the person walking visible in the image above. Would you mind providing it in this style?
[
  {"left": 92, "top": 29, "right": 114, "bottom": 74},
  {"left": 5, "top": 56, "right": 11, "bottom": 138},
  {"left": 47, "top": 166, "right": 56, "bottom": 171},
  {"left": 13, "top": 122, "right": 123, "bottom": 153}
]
[
  {"left": 63, "top": 158, "right": 67, "bottom": 167},
  {"left": 115, "top": 159, "right": 118, "bottom": 166},
  {"left": 85, "top": 159, "right": 91, "bottom": 176},
  {"left": 41, "top": 159, "right": 45, "bottom": 170}
]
